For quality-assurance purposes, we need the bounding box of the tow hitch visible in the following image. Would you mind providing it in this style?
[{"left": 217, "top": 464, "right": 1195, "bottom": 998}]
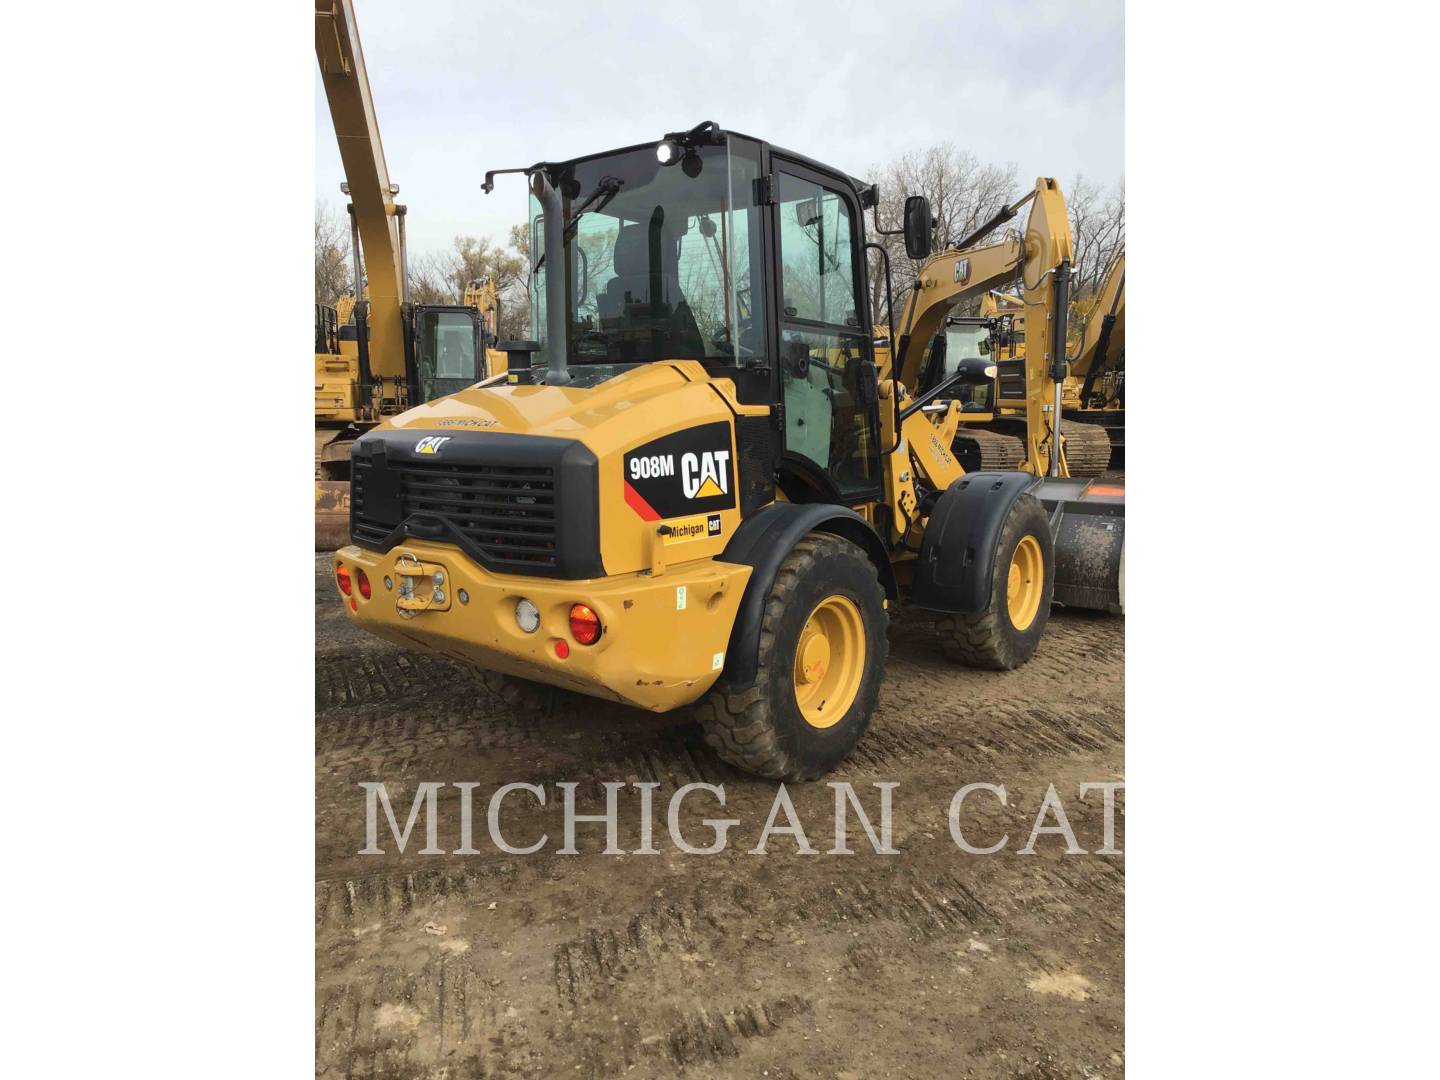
[{"left": 394, "top": 553, "right": 452, "bottom": 618}]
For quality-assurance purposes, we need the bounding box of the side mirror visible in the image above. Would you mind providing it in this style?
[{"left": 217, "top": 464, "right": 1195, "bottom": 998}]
[
  {"left": 952, "top": 356, "right": 998, "bottom": 384},
  {"left": 903, "top": 195, "right": 932, "bottom": 260}
]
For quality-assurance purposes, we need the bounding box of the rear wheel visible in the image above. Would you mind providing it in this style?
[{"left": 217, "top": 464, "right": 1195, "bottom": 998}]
[
  {"left": 940, "top": 493, "right": 1054, "bottom": 669},
  {"left": 696, "top": 533, "right": 888, "bottom": 780}
]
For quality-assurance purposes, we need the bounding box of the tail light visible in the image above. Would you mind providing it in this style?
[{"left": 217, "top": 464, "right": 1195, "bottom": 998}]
[
  {"left": 336, "top": 564, "right": 352, "bottom": 596},
  {"left": 356, "top": 568, "right": 371, "bottom": 599},
  {"left": 569, "top": 603, "right": 601, "bottom": 645}
]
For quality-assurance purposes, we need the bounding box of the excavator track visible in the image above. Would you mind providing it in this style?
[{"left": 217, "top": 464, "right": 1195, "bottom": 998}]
[
  {"left": 959, "top": 417, "right": 1112, "bottom": 477},
  {"left": 1056, "top": 418, "right": 1113, "bottom": 477},
  {"left": 952, "top": 427, "right": 1027, "bottom": 472}
]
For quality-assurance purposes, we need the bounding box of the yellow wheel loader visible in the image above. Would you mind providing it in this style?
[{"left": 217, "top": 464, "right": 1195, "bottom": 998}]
[
  {"left": 314, "top": 0, "right": 504, "bottom": 548},
  {"left": 330, "top": 122, "right": 1123, "bottom": 779}
]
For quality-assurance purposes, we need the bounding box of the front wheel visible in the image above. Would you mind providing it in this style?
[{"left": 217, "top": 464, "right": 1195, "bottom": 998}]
[
  {"left": 695, "top": 533, "right": 888, "bottom": 780},
  {"left": 940, "top": 493, "right": 1054, "bottom": 669}
]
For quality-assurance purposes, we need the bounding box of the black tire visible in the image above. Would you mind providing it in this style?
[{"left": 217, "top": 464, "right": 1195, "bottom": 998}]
[
  {"left": 939, "top": 493, "right": 1054, "bottom": 670},
  {"left": 695, "top": 533, "right": 888, "bottom": 780}
]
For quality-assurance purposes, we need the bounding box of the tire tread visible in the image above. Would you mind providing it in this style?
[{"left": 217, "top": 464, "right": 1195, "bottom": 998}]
[{"left": 698, "top": 534, "right": 887, "bottom": 780}]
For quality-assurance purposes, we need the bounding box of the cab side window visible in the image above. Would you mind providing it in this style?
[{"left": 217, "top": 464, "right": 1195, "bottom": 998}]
[{"left": 777, "top": 175, "right": 859, "bottom": 328}]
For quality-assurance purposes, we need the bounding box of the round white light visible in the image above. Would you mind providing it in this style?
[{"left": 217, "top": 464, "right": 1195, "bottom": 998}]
[
  {"left": 515, "top": 598, "right": 541, "bottom": 634},
  {"left": 656, "top": 140, "right": 679, "bottom": 165}
]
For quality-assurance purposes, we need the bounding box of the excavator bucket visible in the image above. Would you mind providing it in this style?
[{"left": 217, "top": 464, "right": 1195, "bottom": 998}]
[{"left": 1032, "top": 477, "right": 1125, "bottom": 615}]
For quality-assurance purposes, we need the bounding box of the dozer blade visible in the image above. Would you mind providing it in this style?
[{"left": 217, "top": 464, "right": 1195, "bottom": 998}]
[
  {"left": 316, "top": 480, "right": 351, "bottom": 551},
  {"left": 1031, "top": 477, "right": 1125, "bottom": 614},
  {"left": 316, "top": 427, "right": 357, "bottom": 551}
]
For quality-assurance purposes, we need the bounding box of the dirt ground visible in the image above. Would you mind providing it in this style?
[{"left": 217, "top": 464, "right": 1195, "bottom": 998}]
[{"left": 316, "top": 552, "right": 1125, "bottom": 1078}]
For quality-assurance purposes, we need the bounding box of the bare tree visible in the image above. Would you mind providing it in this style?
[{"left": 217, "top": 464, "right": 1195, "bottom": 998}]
[
  {"left": 315, "top": 201, "right": 351, "bottom": 307},
  {"left": 406, "top": 251, "right": 454, "bottom": 306},
  {"left": 1067, "top": 174, "right": 1125, "bottom": 299},
  {"left": 404, "top": 231, "right": 533, "bottom": 339},
  {"left": 502, "top": 223, "right": 534, "bottom": 340},
  {"left": 864, "top": 145, "right": 1020, "bottom": 326}
]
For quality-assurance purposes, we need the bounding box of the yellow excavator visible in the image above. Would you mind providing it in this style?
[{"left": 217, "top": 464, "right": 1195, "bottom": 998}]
[
  {"left": 907, "top": 221, "right": 1114, "bottom": 476},
  {"left": 326, "top": 118, "right": 1124, "bottom": 779},
  {"left": 314, "top": 0, "right": 504, "bottom": 548},
  {"left": 1065, "top": 248, "right": 1124, "bottom": 463}
]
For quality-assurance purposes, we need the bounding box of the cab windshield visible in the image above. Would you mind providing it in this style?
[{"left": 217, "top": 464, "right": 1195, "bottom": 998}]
[
  {"left": 943, "top": 322, "right": 991, "bottom": 373},
  {"left": 529, "top": 139, "right": 765, "bottom": 379},
  {"left": 943, "top": 321, "right": 995, "bottom": 409}
]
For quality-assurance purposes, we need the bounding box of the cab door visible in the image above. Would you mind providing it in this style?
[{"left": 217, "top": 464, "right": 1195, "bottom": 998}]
[{"left": 770, "top": 161, "right": 882, "bottom": 504}]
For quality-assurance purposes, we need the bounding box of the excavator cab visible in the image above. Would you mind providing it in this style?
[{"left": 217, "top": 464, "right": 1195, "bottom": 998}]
[
  {"left": 411, "top": 305, "right": 487, "bottom": 402},
  {"left": 920, "top": 316, "right": 1000, "bottom": 413}
]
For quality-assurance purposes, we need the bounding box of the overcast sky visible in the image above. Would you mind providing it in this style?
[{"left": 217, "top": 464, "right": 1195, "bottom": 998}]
[{"left": 316, "top": 0, "right": 1123, "bottom": 258}]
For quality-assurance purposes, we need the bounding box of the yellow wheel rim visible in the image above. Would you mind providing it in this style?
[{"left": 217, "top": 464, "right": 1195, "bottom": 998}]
[
  {"left": 1006, "top": 534, "right": 1044, "bottom": 632},
  {"left": 793, "top": 595, "right": 866, "bottom": 729}
]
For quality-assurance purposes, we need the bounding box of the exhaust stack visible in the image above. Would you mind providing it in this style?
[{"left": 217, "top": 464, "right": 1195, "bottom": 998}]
[{"left": 533, "top": 171, "right": 572, "bottom": 386}]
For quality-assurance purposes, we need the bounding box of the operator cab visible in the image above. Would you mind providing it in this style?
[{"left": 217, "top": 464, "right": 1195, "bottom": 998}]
[
  {"left": 921, "top": 316, "right": 1006, "bottom": 413},
  {"left": 489, "top": 122, "right": 921, "bottom": 510},
  {"left": 412, "top": 305, "right": 490, "bottom": 402}
]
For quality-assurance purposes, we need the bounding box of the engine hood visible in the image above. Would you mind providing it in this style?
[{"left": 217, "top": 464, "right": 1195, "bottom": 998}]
[
  {"left": 380, "top": 363, "right": 707, "bottom": 443},
  {"left": 358, "top": 361, "right": 754, "bottom": 579}
]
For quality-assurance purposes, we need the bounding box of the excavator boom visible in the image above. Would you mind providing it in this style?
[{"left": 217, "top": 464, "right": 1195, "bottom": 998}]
[
  {"left": 893, "top": 178, "right": 1075, "bottom": 477},
  {"left": 315, "top": 0, "right": 406, "bottom": 378}
]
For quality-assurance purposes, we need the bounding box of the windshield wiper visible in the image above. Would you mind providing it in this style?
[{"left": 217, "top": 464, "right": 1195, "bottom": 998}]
[
  {"left": 535, "top": 176, "right": 625, "bottom": 274},
  {"left": 563, "top": 176, "right": 623, "bottom": 240}
]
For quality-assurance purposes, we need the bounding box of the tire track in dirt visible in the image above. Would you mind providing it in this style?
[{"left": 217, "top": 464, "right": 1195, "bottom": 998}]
[
  {"left": 316, "top": 863, "right": 525, "bottom": 931},
  {"left": 316, "top": 556, "right": 1126, "bottom": 1078},
  {"left": 317, "top": 951, "right": 524, "bottom": 1079},
  {"left": 316, "top": 651, "right": 489, "bottom": 713},
  {"left": 550, "top": 868, "right": 1001, "bottom": 1008},
  {"left": 661, "top": 994, "right": 811, "bottom": 1069}
]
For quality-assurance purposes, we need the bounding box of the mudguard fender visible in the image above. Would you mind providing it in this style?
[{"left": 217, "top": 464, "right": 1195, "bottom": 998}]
[
  {"left": 912, "top": 471, "right": 1035, "bottom": 614},
  {"left": 717, "top": 503, "right": 897, "bottom": 690}
]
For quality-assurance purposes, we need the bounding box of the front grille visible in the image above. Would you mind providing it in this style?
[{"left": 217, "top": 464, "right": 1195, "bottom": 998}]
[
  {"left": 354, "top": 457, "right": 558, "bottom": 568},
  {"left": 348, "top": 429, "right": 602, "bottom": 579}
]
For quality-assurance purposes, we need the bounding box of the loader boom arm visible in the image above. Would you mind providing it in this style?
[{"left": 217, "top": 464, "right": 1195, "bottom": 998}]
[{"left": 315, "top": 0, "right": 406, "bottom": 380}]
